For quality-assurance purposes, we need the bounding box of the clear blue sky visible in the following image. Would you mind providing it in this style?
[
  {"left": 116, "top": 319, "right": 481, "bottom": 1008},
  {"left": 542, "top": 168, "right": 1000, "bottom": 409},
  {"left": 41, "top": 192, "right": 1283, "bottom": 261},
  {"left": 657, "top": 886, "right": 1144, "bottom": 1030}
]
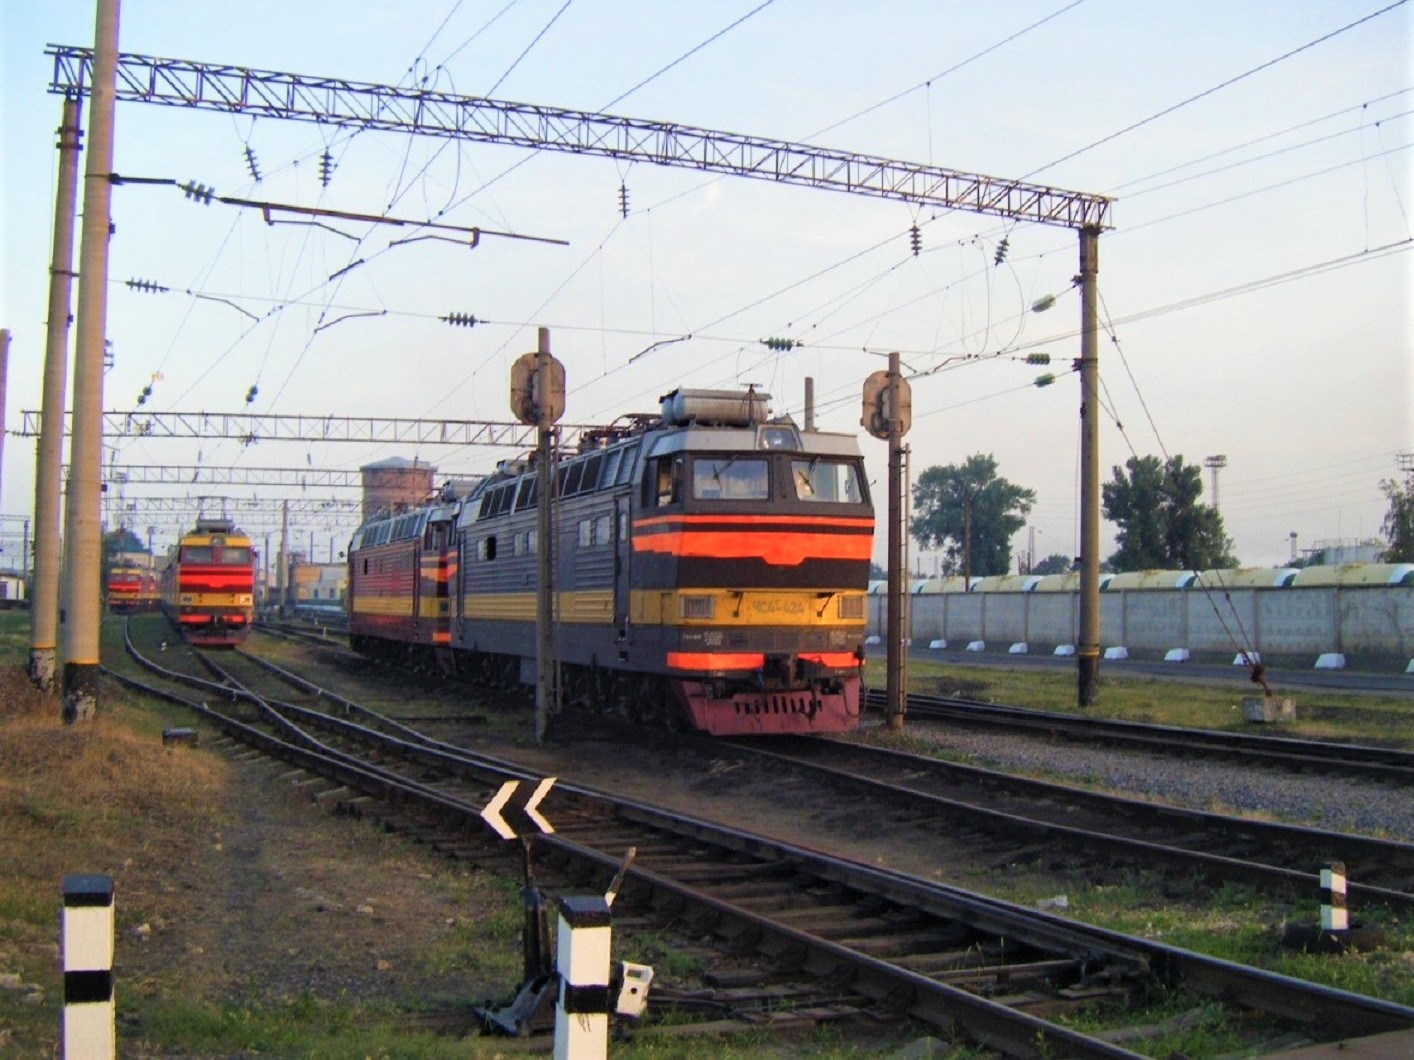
[{"left": 2, "top": 1, "right": 1410, "bottom": 567}]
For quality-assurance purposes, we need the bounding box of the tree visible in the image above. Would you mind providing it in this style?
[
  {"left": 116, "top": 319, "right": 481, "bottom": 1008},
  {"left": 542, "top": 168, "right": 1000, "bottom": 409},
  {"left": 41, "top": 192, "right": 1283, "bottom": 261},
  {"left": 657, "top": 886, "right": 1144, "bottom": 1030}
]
[
  {"left": 1102, "top": 454, "right": 1236, "bottom": 571},
  {"left": 1380, "top": 477, "right": 1414, "bottom": 562},
  {"left": 1030, "top": 552, "right": 1074, "bottom": 576},
  {"left": 912, "top": 454, "right": 1035, "bottom": 577}
]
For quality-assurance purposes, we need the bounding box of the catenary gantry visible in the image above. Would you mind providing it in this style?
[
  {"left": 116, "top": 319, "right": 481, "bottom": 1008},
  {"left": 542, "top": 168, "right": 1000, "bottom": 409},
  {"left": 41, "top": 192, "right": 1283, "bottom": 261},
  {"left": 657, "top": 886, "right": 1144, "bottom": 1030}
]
[{"left": 47, "top": 46, "right": 1111, "bottom": 230}]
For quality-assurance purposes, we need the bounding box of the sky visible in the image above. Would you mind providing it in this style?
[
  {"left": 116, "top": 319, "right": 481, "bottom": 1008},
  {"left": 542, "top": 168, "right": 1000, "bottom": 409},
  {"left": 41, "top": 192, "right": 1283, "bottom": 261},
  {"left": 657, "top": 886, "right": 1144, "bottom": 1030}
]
[{"left": 1, "top": 0, "right": 1410, "bottom": 569}]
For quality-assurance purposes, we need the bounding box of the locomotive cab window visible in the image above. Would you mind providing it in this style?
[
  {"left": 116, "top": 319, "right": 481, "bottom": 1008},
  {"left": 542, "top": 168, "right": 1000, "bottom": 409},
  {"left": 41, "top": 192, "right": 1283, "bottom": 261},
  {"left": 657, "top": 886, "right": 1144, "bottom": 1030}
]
[
  {"left": 692, "top": 457, "right": 768, "bottom": 501},
  {"left": 646, "top": 455, "right": 684, "bottom": 508},
  {"left": 790, "top": 458, "right": 867, "bottom": 504}
]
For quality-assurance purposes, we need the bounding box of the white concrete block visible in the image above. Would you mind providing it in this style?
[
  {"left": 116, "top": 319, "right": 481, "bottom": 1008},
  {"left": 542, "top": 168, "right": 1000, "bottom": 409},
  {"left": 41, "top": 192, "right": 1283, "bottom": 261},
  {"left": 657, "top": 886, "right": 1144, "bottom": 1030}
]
[
  {"left": 1053, "top": 644, "right": 1076, "bottom": 656},
  {"left": 1233, "top": 651, "right": 1261, "bottom": 666},
  {"left": 965, "top": 640, "right": 986, "bottom": 652},
  {"left": 928, "top": 639, "right": 947, "bottom": 650},
  {"left": 1406, "top": 658, "right": 1414, "bottom": 674},
  {"left": 865, "top": 635, "right": 881, "bottom": 646},
  {"left": 1163, "top": 648, "right": 1190, "bottom": 663},
  {"left": 1103, "top": 646, "right": 1129, "bottom": 660},
  {"left": 1008, "top": 642, "right": 1028, "bottom": 654},
  {"left": 1314, "top": 653, "right": 1346, "bottom": 670}
]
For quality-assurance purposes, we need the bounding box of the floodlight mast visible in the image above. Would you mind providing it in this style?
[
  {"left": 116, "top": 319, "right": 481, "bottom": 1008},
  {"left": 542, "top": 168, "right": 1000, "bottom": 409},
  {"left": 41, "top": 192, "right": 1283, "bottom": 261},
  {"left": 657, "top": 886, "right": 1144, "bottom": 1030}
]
[{"left": 46, "top": 46, "right": 1113, "bottom": 707}]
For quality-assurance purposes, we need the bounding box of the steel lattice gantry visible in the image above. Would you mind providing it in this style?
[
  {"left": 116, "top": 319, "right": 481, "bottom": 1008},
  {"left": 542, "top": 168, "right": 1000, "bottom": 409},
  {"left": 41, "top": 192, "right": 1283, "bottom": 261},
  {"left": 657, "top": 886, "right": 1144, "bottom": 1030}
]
[
  {"left": 20, "top": 410, "right": 599, "bottom": 448},
  {"left": 47, "top": 46, "right": 1112, "bottom": 230},
  {"left": 99, "top": 465, "right": 366, "bottom": 488}
]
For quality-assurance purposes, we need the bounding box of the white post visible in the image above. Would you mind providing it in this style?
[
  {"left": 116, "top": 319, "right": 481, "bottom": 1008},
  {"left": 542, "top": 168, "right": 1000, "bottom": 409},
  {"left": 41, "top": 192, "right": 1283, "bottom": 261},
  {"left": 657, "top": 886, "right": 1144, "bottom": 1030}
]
[
  {"left": 1321, "top": 861, "right": 1348, "bottom": 932},
  {"left": 62, "top": 874, "right": 115, "bottom": 1058},
  {"left": 554, "top": 894, "right": 612, "bottom": 1060}
]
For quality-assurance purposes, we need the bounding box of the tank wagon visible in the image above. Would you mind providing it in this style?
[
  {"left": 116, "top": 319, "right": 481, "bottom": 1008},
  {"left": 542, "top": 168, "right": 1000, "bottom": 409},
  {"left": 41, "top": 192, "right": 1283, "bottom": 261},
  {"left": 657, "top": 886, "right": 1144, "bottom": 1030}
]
[
  {"left": 160, "top": 518, "right": 257, "bottom": 646},
  {"left": 348, "top": 387, "right": 875, "bottom": 736}
]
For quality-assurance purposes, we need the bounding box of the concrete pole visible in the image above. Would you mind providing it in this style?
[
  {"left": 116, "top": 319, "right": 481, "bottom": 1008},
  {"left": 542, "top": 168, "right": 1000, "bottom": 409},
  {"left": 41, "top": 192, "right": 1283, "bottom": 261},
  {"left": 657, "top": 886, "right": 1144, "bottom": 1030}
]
[
  {"left": 0, "top": 329, "right": 10, "bottom": 507},
  {"left": 803, "top": 376, "right": 815, "bottom": 431},
  {"left": 1077, "top": 227, "right": 1101, "bottom": 707},
  {"left": 61, "top": 0, "right": 119, "bottom": 723},
  {"left": 30, "top": 97, "right": 82, "bottom": 691},
  {"left": 885, "top": 351, "right": 907, "bottom": 731},
  {"left": 534, "top": 327, "right": 558, "bottom": 743},
  {"left": 278, "top": 501, "right": 288, "bottom": 613}
]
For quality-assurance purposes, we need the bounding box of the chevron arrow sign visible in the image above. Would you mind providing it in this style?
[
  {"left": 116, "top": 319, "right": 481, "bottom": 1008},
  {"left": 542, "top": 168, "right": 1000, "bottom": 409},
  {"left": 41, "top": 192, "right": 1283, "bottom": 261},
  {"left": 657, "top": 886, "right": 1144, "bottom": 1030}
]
[{"left": 480, "top": 777, "right": 557, "bottom": 840}]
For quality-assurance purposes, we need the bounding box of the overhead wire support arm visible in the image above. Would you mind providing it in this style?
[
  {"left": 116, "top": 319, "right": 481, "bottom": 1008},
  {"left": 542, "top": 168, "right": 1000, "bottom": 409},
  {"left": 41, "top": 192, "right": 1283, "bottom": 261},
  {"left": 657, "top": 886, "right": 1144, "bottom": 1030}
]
[
  {"left": 20, "top": 409, "right": 601, "bottom": 449},
  {"left": 49, "top": 46, "right": 1113, "bottom": 230}
]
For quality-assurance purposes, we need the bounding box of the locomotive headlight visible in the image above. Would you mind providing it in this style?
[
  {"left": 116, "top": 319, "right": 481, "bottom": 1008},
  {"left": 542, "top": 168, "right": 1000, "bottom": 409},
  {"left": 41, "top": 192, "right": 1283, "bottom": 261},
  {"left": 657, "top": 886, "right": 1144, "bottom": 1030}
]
[{"left": 681, "top": 595, "right": 715, "bottom": 620}]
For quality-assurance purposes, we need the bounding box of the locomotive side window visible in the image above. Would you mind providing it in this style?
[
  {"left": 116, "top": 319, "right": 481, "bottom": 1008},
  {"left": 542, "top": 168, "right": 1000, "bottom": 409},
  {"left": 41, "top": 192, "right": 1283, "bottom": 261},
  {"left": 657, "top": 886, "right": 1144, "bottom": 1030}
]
[
  {"left": 790, "top": 458, "right": 866, "bottom": 504},
  {"left": 692, "top": 457, "right": 768, "bottom": 501},
  {"left": 600, "top": 448, "right": 622, "bottom": 488},
  {"left": 648, "top": 455, "right": 684, "bottom": 507}
]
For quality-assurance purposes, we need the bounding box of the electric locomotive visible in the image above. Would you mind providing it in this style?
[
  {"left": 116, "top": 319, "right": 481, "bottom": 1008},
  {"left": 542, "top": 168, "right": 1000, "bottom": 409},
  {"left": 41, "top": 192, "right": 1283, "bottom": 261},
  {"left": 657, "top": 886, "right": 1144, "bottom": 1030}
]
[
  {"left": 107, "top": 561, "right": 158, "bottom": 612},
  {"left": 160, "top": 517, "right": 257, "bottom": 646},
  {"left": 348, "top": 387, "right": 874, "bottom": 736}
]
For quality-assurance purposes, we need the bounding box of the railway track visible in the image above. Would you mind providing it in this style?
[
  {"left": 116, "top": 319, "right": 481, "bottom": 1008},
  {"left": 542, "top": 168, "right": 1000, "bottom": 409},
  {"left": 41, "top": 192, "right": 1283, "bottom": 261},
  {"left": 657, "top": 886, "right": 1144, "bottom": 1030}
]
[
  {"left": 105, "top": 622, "right": 1414, "bottom": 1056},
  {"left": 711, "top": 733, "right": 1414, "bottom": 915},
  {"left": 871, "top": 689, "right": 1414, "bottom": 784}
]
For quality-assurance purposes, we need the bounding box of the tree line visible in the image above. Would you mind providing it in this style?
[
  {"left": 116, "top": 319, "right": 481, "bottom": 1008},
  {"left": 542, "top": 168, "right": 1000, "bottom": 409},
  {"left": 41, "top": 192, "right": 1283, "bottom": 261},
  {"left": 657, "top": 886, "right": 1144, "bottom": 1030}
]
[{"left": 894, "top": 452, "right": 1413, "bottom": 578}]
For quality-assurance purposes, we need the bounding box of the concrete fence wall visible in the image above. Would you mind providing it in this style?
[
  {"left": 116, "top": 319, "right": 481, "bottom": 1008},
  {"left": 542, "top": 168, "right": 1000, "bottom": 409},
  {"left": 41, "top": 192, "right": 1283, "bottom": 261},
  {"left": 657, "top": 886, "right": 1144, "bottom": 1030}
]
[{"left": 870, "top": 586, "right": 1414, "bottom": 658}]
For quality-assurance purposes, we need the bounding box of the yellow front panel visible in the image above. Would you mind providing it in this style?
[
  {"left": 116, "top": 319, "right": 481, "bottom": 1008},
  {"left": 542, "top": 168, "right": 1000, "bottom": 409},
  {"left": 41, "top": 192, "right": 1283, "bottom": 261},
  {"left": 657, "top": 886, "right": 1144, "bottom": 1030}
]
[
  {"left": 630, "top": 589, "right": 866, "bottom": 628},
  {"left": 180, "top": 593, "right": 255, "bottom": 607}
]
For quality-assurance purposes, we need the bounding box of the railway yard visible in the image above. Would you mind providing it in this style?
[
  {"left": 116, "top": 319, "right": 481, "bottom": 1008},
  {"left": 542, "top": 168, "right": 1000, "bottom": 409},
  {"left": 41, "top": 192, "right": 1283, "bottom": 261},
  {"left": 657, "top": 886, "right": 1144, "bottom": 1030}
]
[{"left": 3, "top": 611, "right": 1411, "bottom": 1057}]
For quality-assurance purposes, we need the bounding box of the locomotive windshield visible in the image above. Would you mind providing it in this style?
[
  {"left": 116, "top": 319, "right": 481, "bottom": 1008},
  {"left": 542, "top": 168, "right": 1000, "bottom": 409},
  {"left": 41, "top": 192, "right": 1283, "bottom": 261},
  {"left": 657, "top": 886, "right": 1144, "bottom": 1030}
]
[
  {"left": 692, "top": 457, "right": 769, "bottom": 501},
  {"left": 790, "top": 458, "right": 866, "bottom": 504}
]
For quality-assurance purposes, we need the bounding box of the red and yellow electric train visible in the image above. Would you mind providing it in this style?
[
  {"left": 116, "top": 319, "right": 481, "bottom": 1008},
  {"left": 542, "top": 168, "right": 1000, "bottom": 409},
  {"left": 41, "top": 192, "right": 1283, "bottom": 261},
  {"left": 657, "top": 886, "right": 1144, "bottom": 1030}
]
[
  {"left": 347, "top": 388, "right": 875, "bottom": 736},
  {"left": 107, "top": 561, "right": 159, "bottom": 612},
  {"left": 160, "top": 517, "right": 257, "bottom": 646}
]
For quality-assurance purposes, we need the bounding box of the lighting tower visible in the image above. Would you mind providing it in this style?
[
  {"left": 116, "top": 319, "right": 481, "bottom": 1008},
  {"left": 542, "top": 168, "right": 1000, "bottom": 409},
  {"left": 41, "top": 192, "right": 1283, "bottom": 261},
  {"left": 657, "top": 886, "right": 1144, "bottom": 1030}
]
[{"left": 1204, "top": 455, "right": 1228, "bottom": 511}]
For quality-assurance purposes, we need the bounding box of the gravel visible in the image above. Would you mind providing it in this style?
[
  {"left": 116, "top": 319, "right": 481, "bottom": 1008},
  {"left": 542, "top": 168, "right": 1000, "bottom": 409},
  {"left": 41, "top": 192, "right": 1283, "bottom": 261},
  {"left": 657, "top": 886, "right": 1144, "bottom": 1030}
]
[{"left": 887, "top": 724, "right": 1414, "bottom": 842}]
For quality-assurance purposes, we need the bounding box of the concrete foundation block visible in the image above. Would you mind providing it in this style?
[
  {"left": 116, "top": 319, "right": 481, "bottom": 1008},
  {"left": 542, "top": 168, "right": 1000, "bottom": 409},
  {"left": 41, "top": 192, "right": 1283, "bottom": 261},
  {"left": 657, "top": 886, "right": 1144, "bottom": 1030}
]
[
  {"left": 1008, "top": 642, "right": 1028, "bottom": 654},
  {"left": 1242, "top": 696, "right": 1296, "bottom": 723},
  {"left": 1163, "top": 648, "right": 1190, "bottom": 663},
  {"left": 865, "top": 635, "right": 881, "bottom": 646},
  {"left": 1053, "top": 644, "right": 1076, "bottom": 656},
  {"left": 1314, "top": 653, "right": 1345, "bottom": 670},
  {"left": 1103, "top": 646, "right": 1129, "bottom": 661},
  {"left": 1233, "top": 651, "right": 1261, "bottom": 666},
  {"left": 965, "top": 640, "right": 985, "bottom": 652},
  {"left": 928, "top": 639, "right": 947, "bottom": 650}
]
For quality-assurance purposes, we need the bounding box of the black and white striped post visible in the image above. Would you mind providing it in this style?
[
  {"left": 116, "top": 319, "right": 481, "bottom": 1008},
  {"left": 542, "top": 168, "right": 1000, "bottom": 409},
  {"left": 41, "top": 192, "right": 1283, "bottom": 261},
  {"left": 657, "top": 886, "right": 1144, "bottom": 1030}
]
[
  {"left": 1321, "top": 860, "right": 1348, "bottom": 933},
  {"left": 553, "top": 894, "right": 612, "bottom": 1060},
  {"left": 61, "top": 874, "right": 115, "bottom": 1058}
]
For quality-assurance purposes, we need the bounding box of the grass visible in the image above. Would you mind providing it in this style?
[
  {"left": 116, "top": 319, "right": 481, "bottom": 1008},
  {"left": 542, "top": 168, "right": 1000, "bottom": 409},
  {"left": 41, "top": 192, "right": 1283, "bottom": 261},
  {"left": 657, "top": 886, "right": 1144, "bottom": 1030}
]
[
  {"left": 868, "top": 656, "right": 1414, "bottom": 747},
  {"left": 6, "top": 612, "right": 1410, "bottom": 1056}
]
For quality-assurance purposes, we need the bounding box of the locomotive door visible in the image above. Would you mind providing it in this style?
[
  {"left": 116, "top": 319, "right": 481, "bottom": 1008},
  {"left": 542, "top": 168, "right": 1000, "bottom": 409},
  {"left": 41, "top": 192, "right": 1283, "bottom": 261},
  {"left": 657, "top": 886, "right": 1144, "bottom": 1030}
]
[{"left": 613, "top": 494, "right": 630, "bottom": 641}]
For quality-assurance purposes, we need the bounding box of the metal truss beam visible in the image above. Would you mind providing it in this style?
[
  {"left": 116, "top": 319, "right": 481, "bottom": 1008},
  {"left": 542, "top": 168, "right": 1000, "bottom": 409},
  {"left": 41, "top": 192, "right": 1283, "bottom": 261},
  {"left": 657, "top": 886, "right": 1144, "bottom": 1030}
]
[
  {"left": 22, "top": 409, "right": 596, "bottom": 448},
  {"left": 105, "top": 496, "right": 360, "bottom": 515},
  {"left": 101, "top": 465, "right": 365, "bottom": 488},
  {"left": 48, "top": 46, "right": 1111, "bottom": 230}
]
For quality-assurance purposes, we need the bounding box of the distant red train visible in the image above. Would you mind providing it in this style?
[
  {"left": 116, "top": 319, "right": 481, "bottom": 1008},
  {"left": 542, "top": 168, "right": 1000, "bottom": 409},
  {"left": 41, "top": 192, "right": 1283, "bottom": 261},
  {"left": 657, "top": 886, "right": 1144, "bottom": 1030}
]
[
  {"left": 160, "top": 518, "right": 257, "bottom": 646},
  {"left": 107, "top": 561, "right": 159, "bottom": 612}
]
